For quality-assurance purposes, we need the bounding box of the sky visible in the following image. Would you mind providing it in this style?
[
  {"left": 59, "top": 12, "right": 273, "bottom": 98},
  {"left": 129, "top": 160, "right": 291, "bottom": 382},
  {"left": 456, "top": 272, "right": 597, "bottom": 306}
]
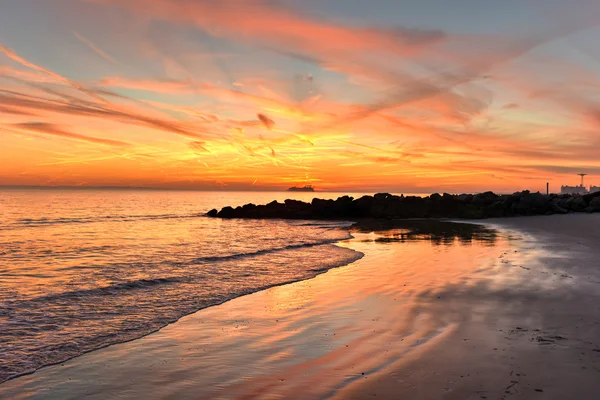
[{"left": 2, "top": 0, "right": 600, "bottom": 193}]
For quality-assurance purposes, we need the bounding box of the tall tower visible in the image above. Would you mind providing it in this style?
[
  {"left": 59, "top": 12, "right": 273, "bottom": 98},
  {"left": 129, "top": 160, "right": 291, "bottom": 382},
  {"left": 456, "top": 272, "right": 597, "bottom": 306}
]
[{"left": 578, "top": 173, "right": 588, "bottom": 188}]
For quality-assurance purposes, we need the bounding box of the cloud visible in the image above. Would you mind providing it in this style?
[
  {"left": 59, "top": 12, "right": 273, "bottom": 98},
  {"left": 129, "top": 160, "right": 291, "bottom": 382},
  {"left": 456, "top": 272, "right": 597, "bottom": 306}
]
[
  {"left": 188, "top": 141, "right": 210, "bottom": 153},
  {"left": 97, "top": 0, "right": 444, "bottom": 59},
  {"left": 13, "top": 122, "right": 131, "bottom": 147},
  {"left": 0, "top": 91, "right": 212, "bottom": 140},
  {"left": 529, "top": 165, "right": 600, "bottom": 175},
  {"left": 0, "top": 104, "right": 38, "bottom": 116},
  {"left": 0, "top": 44, "right": 110, "bottom": 104},
  {"left": 73, "top": 31, "right": 119, "bottom": 64},
  {"left": 98, "top": 76, "right": 308, "bottom": 115},
  {"left": 0, "top": 65, "right": 56, "bottom": 83},
  {"left": 257, "top": 113, "right": 274, "bottom": 130},
  {"left": 98, "top": 77, "right": 196, "bottom": 93}
]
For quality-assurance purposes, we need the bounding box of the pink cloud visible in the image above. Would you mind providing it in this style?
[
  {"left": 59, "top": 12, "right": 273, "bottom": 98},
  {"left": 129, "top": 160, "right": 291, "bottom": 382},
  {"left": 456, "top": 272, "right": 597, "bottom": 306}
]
[
  {"left": 14, "top": 122, "right": 131, "bottom": 147},
  {"left": 94, "top": 0, "right": 444, "bottom": 59}
]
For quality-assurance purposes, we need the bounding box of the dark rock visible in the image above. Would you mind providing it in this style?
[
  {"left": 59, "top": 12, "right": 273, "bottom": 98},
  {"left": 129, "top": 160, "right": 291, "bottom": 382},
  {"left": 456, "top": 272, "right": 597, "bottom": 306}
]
[
  {"left": 336, "top": 195, "right": 354, "bottom": 203},
  {"left": 284, "top": 199, "right": 310, "bottom": 209},
  {"left": 553, "top": 197, "right": 569, "bottom": 210},
  {"left": 430, "top": 193, "right": 442, "bottom": 201},
  {"left": 473, "top": 191, "right": 498, "bottom": 206},
  {"left": 512, "top": 192, "right": 551, "bottom": 215},
  {"left": 206, "top": 190, "right": 592, "bottom": 220},
  {"left": 266, "top": 200, "right": 282, "bottom": 208},
  {"left": 216, "top": 206, "right": 235, "bottom": 218},
  {"left": 374, "top": 193, "right": 391, "bottom": 201},
  {"left": 566, "top": 197, "right": 586, "bottom": 212},
  {"left": 353, "top": 195, "right": 374, "bottom": 217},
  {"left": 551, "top": 204, "right": 569, "bottom": 214},
  {"left": 586, "top": 197, "right": 600, "bottom": 213},
  {"left": 207, "top": 208, "right": 218, "bottom": 217},
  {"left": 457, "top": 194, "right": 473, "bottom": 202},
  {"left": 583, "top": 190, "right": 600, "bottom": 203}
]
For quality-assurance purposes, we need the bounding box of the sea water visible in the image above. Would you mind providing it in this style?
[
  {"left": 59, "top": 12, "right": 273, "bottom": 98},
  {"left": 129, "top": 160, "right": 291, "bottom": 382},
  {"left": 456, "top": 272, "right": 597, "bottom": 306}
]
[{"left": 0, "top": 189, "right": 368, "bottom": 382}]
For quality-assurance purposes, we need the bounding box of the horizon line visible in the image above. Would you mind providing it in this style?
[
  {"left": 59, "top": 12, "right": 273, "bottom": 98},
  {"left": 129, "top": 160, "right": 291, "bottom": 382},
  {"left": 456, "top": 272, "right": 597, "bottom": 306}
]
[
  {"left": 0, "top": 185, "right": 554, "bottom": 196},
  {"left": 0, "top": 184, "right": 420, "bottom": 193}
]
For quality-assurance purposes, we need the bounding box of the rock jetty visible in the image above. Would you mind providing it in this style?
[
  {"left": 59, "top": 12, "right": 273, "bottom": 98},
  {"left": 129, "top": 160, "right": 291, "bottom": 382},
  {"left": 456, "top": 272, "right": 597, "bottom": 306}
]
[{"left": 207, "top": 190, "right": 600, "bottom": 220}]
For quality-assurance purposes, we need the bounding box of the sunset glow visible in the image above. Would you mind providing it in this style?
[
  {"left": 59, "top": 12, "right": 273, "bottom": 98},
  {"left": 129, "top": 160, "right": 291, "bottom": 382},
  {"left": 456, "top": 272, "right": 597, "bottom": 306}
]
[{"left": 2, "top": 0, "right": 600, "bottom": 192}]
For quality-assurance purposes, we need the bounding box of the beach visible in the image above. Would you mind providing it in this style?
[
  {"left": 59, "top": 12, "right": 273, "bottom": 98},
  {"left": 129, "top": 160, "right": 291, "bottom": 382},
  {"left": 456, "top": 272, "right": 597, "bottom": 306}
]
[
  {"left": 342, "top": 214, "right": 600, "bottom": 399},
  {"left": 2, "top": 214, "right": 599, "bottom": 399}
]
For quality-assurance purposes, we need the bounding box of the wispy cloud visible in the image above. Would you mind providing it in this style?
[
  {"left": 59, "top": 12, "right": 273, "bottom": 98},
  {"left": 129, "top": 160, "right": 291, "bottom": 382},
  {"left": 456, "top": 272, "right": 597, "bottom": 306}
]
[
  {"left": 0, "top": 44, "right": 108, "bottom": 103},
  {"left": 73, "top": 31, "right": 119, "bottom": 64},
  {"left": 13, "top": 122, "right": 131, "bottom": 147},
  {"left": 99, "top": 0, "right": 445, "bottom": 59}
]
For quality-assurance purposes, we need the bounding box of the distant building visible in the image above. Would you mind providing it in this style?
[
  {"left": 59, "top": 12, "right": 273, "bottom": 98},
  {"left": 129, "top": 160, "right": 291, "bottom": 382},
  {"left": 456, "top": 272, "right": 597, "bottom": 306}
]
[
  {"left": 591, "top": 186, "right": 600, "bottom": 194},
  {"left": 561, "top": 185, "right": 588, "bottom": 195}
]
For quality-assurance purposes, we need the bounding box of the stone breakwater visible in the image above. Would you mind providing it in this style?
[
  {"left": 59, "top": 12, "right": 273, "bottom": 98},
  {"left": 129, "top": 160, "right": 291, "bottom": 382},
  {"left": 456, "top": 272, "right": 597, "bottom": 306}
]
[{"left": 207, "top": 191, "right": 600, "bottom": 220}]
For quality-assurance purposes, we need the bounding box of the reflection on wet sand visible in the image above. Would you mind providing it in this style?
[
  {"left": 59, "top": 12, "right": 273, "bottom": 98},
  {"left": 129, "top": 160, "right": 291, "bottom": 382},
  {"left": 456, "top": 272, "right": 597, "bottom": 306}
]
[
  {"left": 352, "top": 219, "right": 498, "bottom": 245},
  {"left": 0, "top": 221, "right": 542, "bottom": 399}
]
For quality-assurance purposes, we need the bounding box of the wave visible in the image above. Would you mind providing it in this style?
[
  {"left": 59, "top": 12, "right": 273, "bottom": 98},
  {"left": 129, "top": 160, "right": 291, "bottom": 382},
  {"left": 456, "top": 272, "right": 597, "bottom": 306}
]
[
  {"left": 294, "top": 221, "right": 356, "bottom": 228},
  {"left": 5, "top": 238, "right": 355, "bottom": 306},
  {"left": 191, "top": 235, "right": 352, "bottom": 263},
  {"left": 1, "top": 245, "right": 364, "bottom": 384},
  {"left": 26, "top": 277, "right": 184, "bottom": 303}
]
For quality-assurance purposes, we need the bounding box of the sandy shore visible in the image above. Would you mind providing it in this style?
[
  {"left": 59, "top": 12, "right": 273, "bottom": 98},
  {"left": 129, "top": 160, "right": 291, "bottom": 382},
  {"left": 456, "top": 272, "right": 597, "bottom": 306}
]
[
  {"left": 1, "top": 215, "right": 599, "bottom": 399},
  {"left": 341, "top": 214, "right": 600, "bottom": 399}
]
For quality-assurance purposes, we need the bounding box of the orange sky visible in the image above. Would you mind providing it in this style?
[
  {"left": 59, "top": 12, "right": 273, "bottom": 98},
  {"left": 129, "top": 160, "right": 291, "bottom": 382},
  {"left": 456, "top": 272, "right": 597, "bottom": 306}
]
[{"left": 2, "top": 0, "right": 600, "bottom": 193}]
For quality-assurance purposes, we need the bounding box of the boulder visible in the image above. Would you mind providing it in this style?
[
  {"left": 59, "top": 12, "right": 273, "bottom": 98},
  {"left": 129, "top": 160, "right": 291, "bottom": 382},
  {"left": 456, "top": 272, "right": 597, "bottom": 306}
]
[
  {"left": 583, "top": 190, "right": 600, "bottom": 203},
  {"left": 284, "top": 199, "right": 310, "bottom": 209},
  {"left": 553, "top": 197, "right": 569, "bottom": 210},
  {"left": 216, "top": 206, "right": 235, "bottom": 218},
  {"left": 551, "top": 204, "right": 569, "bottom": 214},
  {"left": 566, "top": 197, "right": 587, "bottom": 212},
  {"left": 311, "top": 198, "right": 335, "bottom": 217},
  {"left": 473, "top": 191, "right": 499, "bottom": 206},
  {"left": 512, "top": 192, "right": 551, "bottom": 215},
  {"left": 353, "top": 195, "right": 374, "bottom": 217},
  {"left": 429, "top": 193, "right": 442, "bottom": 201},
  {"left": 457, "top": 194, "right": 473, "bottom": 202},
  {"left": 266, "top": 200, "right": 282, "bottom": 209},
  {"left": 332, "top": 196, "right": 355, "bottom": 216},
  {"left": 586, "top": 197, "right": 600, "bottom": 213},
  {"left": 374, "top": 193, "right": 391, "bottom": 201}
]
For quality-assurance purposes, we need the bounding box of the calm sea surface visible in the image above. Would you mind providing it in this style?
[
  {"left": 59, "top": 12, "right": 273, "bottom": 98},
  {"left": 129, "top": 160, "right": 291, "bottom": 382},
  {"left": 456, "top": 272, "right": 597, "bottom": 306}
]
[{"left": 0, "top": 189, "right": 393, "bottom": 382}]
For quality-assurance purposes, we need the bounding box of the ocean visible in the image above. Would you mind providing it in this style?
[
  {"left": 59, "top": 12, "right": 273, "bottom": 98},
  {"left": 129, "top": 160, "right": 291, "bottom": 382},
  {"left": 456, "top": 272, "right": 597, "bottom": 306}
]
[{"left": 0, "top": 189, "right": 380, "bottom": 383}]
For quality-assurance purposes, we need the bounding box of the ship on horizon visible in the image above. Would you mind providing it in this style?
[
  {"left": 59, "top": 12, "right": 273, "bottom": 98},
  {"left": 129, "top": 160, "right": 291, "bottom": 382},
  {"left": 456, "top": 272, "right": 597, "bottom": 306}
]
[{"left": 287, "top": 185, "right": 315, "bottom": 192}]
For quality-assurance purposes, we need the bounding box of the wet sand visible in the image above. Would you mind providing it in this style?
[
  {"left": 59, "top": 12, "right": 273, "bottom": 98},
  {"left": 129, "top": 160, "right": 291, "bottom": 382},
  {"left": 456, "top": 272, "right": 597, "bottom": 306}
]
[
  {"left": 1, "top": 216, "right": 600, "bottom": 399},
  {"left": 342, "top": 214, "right": 600, "bottom": 399}
]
